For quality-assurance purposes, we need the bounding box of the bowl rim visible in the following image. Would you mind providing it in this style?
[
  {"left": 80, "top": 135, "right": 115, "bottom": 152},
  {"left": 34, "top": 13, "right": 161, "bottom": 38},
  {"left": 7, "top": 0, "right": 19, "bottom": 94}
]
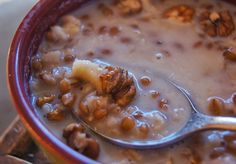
[{"left": 7, "top": 0, "right": 99, "bottom": 163}]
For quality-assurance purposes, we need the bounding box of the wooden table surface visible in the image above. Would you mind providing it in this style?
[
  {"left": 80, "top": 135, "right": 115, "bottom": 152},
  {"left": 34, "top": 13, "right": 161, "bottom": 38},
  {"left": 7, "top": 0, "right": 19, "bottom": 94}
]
[{"left": 0, "top": 117, "right": 50, "bottom": 164}]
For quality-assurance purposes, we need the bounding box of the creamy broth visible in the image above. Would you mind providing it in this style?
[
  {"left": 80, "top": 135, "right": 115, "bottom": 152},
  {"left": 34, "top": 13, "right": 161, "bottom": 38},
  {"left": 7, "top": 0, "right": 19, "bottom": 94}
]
[{"left": 30, "top": 0, "right": 236, "bottom": 163}]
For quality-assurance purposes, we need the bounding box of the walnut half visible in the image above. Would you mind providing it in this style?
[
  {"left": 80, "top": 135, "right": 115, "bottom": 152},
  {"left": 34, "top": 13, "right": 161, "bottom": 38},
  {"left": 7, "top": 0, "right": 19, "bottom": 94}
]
[
  {"left": 116, "top": 0, "right": 142, "bottom": 15},
  {"left": 162, "top": 5, "right": 195, "bottom": 23},
  {"left": 199, "top": 10, "right": 235, "bottom": 37},
  {"left": 72, "top": 59, "right": 136, "bottom": 107},
  {"left": 63, "top": 123, "right": 100, "bottom": 159},
  {"left": 100, "top": 66, "right": 136, "bottom": 107}
]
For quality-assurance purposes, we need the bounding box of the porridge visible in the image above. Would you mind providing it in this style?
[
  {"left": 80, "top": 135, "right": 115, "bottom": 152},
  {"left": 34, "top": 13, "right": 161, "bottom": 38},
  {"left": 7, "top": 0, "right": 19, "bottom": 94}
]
[{"left": 30, "top": 0, "right": 236, "bottom": 163}]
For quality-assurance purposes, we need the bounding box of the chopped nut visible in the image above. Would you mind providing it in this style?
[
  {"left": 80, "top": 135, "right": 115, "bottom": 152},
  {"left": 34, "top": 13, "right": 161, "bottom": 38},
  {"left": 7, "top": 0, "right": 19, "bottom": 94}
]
[
  {"left": 59, "top": 78, "right": 71, "bottom": 93},
  {"left": 98, "top": 3, "right": 113, "bottom": 16},
  {"left": 208, "top": 97, "right": 225, "bottom": 115},
  {"left": 31, "top": 57, "right": 43, "bottom": 72},
  {"left": 116, "top": 0, "right": 142, "bottom": 15},
  {"left": 100, "top": 66, "right": 136, "bottom": 107},
  {"left": 36, "top": 95, "right": 55, "bottom": 107},
  {"left": 199, "top": 10, "right": 235, "bottom": 37},
  {"left": 63, "top": 123, "right": 100, "bottom": 159},
  {"left": 140, "top": 76, "right": 151, "bottom": 86},
  {"left": 39, "top": 72, "right": 57, "bottom": 85},
  {"left": 163, "top": 5, "right": 195, "bottom": 23},
  {"left": 121, "top": 116, "right": 135, "bottom": 131},
  {"left": 46, "top": 106, "right": 65, "bottom": 121},
  {"left": 63, "top": 49, "right": 76, "bottom": 63},
  {"left": 223, "top": 47, "right": 236, "bottom": 62},
  {"left": 61, "top": 93, "right": 75, "bottom": 107}
]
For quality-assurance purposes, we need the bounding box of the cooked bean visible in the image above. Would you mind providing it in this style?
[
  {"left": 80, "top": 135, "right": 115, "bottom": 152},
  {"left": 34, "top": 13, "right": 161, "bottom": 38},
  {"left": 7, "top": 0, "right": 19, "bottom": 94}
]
[
  {"left": 93, "top": 108, "right": 107, "bottom": 120},
  {"left": 140, "top": 76, "right": 151, "bottom": 86},
  {"left": 109, "top": 26, "right": 120, "bottom": 36},
  {"left": 121, "top": 116, "right": 135, "bottom": 131},
  {"left": 139, "top": 123, "right": 149, "bottom": 135},
  {"left": 208, "top": 98, "right": 225, "bottom": 115},
  {"left": 46, "top": 107, "right": 65, "bottom": 121}
]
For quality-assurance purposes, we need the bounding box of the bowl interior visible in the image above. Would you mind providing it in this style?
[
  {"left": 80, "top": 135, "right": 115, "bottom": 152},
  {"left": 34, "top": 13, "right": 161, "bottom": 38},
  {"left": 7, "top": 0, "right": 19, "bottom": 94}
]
[{"left": 7, "top": 0, "right": 236, "bottom": 163}]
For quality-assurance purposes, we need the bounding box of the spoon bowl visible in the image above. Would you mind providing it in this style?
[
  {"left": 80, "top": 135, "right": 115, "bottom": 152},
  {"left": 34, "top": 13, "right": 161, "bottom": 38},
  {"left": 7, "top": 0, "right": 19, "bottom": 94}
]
[{"left": 72, "top": 79, "right": 236, "bottom": 149}]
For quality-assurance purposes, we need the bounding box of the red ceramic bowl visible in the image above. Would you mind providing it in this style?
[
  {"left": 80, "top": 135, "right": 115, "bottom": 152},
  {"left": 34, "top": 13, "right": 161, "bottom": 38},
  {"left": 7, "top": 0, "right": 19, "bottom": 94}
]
[
  {"left": 7, "top": 0, "right": 98, "bottom": 163},
  {"left": 6, "top": 0, "right": 236, "bottom": 163}
]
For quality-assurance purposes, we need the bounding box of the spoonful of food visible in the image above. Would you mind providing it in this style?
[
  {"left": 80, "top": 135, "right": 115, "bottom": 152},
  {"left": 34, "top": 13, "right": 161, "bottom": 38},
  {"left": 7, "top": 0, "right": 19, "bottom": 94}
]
[{"left": 71, "top": 59, "right": 236, "bottom": 149}]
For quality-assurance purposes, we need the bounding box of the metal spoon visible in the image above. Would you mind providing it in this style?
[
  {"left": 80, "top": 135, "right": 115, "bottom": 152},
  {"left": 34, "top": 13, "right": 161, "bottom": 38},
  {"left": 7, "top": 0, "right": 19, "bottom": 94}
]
[{"left": 72, "top": 80, "right": 236, "bottom": 149}]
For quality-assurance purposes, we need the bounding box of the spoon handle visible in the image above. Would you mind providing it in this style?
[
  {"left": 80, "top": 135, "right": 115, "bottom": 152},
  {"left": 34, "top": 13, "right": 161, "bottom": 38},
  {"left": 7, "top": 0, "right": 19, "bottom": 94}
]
[{"left": 191, "top": 112, "right": 236, "bottom": 131}]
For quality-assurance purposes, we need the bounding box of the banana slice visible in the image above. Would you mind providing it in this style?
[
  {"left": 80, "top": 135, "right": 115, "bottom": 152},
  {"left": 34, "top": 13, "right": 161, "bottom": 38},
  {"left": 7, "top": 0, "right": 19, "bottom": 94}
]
[{"left": 72, "top": 59, "right": 106, "bottom": 91}]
